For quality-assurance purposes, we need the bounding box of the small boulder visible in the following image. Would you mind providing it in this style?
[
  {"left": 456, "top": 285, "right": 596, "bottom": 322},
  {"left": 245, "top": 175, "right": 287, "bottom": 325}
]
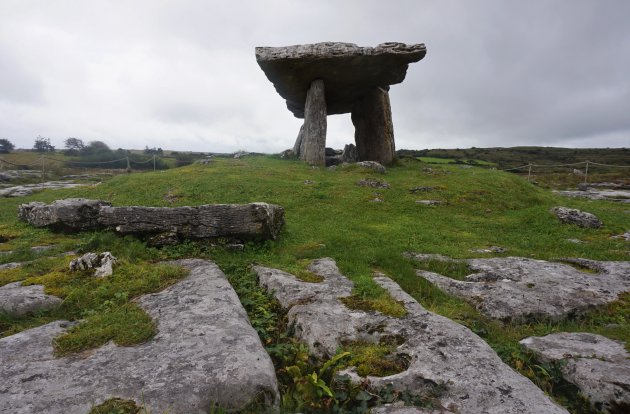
[
  {"left": 550, "top": 207, "right": 602, "bottom": 228},
  {"left": 357, "top": 178, "right": 390, "bottom": 189},
  {"left": 415, "top": 200, "right": 442, "bottom": 206},
  {"left": 357, "top": 161, "right": 386, "bottom": 174},
  {"left": 342, "top": 144, "right": 359, "bottom": 163},
  {"left": 520, "top": 332, "right": 630, "bottom": 412},
  {"left": 69, "top": 252, "right": 118, "bottom": 277}
]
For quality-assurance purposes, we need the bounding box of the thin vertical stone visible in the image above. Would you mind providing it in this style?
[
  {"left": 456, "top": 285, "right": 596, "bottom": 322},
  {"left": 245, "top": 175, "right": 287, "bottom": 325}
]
[{"left": 301, "top": 79, "right": 327, "bottom": 166}]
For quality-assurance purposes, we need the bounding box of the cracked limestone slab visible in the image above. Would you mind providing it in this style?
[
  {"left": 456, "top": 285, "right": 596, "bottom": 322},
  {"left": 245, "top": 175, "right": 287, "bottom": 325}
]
[
  {"left": 520, "top": 332, "right": 630, "bottom": 412},
  {"left": 0, "top": 259, "right": 279, "bottom": 414},
  {"left": 255, "top": 258, "right": 567, "bottom": 414},
  {"left": 0, "top": 281, "right": 63, "bottom": 316},
  {"left": 410, "top": 254, "right": 630, "bottom": 322}
]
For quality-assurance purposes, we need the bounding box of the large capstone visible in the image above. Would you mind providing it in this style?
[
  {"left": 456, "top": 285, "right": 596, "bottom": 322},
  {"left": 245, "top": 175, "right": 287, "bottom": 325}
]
[
  {"left": 256, "top": 42, "right": 426, "bottom": 166},
  {"left": 0, "top": 259, "right": 279, "bottom": 413}
]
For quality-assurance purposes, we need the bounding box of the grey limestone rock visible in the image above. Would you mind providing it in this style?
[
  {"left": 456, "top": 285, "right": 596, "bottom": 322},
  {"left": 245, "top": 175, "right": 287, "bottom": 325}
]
[
  {"left": 300, "top": 79, "right": 327, "bottom": 166},
  {"left": 520, "top": 332, "right": 630, "bottom": 412},
  {"left": 0, "top": 259, "right": 279, "bottom": 413},
  {"left": 0, "top": 281, "right": 62, "bottom": 316},
  {"left": 342, "top": 143, "right": 359, "bottom": 163},
  {"left": 69, "top": 252, "right": 118, "bottom": 277},
  {"left": 19, "top": 198, "right": 285, "bottom": 242},
  {"left": 352, "top": 87, "right": 395, "bottom": 165},
  {"left": 18, "top": 198, "right": 111, "bottom": 231},
  {"left": 550, "top": 206, "right": 603, "bottom": 228},
  {"left": 415, "top": 200, "right": 442, "bottom": 206},
  {"left": 412, "top": 254, "right": 630, "bottom": 322},
  {"left": 357, "top": 178, "right": 391, "bottom": 189},
  {"left": 0, "top": 181, "right": 88, "bottom": 198},
  {"left": 256, "top": 42, "right": 426, "bottom": 118},
  {"left": 357, "top": 161, "right": 386, "bottom": 174},
  {"left": 255, "top": 258, "right": 567, "bottom": 413}
]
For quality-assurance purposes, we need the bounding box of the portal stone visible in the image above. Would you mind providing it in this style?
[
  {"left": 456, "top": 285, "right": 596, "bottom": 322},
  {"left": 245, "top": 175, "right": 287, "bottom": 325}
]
[
  {"left": 352, "top": 87, "right": 395, "bottom": 165},
  {"left": 301, "top": 80, "right": 327, "bottom": 165}
]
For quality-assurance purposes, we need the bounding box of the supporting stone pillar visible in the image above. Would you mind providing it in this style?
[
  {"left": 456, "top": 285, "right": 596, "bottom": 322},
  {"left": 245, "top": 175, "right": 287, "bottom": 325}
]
[
  {"left": 351, "top": 87, "right": 395, "bottom": 165},
  {"left": 301, "top": 79, "right": 327, "bottom": 166},
  {"left": 293, "top": 124, "right": 305, "bottom": 158}
]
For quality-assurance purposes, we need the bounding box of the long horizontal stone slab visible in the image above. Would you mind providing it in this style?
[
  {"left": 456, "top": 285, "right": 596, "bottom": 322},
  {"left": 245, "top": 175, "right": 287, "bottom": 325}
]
[
  {"left": 0, "top": 259, "right": 279, "bottom": 413},
  {"left": 410, "top": 254, "right": 630, "bottom": 322},
  {"left": 19, "top": 198, "right": 285, "bottom": 242},
  {"left": 256, "top": 42, "right": 426, "bottom": 117},
  {"left": 255, "top": 258, "right": 567, "bottom": 413}
]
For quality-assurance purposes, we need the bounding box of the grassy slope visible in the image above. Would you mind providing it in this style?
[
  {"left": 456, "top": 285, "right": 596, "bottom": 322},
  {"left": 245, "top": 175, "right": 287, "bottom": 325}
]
[{"left": 1, "top": 155, "right": 628, "bottom": 411}]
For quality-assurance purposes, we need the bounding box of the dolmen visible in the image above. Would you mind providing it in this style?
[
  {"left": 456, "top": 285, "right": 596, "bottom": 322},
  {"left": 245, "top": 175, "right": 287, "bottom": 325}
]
[{"left": 256, "top": 42, "right": 426, "bottom": 166}]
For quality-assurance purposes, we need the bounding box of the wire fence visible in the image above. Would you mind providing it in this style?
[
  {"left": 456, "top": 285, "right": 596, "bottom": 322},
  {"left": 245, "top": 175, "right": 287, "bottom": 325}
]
[{"left": 500, "top": 160, "right": 630, "bottom": 183}]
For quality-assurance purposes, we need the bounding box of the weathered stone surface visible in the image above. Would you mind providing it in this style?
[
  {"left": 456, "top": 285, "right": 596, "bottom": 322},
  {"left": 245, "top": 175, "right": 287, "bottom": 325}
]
[
  {"left": 0, "top": 181, "right": 88, "bottom": 197},
  {"left": 0, "top": 281, "right": 62, "bottom": 316},
  {"left": 293, "top": 124, "right": 305, "bottom": 157},
  {"left": 415, "top": 200, "right": 442, "bottom": 206},
  {"left": 342, "top": 143, "right": 359, "bottom": 163},
  {"left": 357, "top": 161, "right": 386, "bottom": 174},
  {"left": 0, "top": 259, "right": 279, "bottom": 413},
  {"left": 19, "top": 199, "right": 285, "bottom": 242},
  {"left": 18, "top": 198, "right": 111, "bottom": 231},
  {"left": 98, "top": 202, "right": 285, "bottom": 241},
  {"left": 520, "top": 332, "right": 630, "bottom": 412},
  {"left": 256, "top": 42, "right": 426, "bottom": 117},
  {"left": 357, "top": 178, "right": 391, "bottom": 189},
  {"left": 301, "top": 79, "right": 327, "bottom": 165},
  {"left": 352, "top": 87, "right": 395, "bottom": 165},
  {"left": 411, "top": 254, "right": 630, "bottom": 322},
  {"left": 255, "top": 258, "right": 567, "bottom": 413},
  {"left": 550, "top": 206, "right": 603, "bottom": 228},
  {"left": 555, "top": 189, "right": 630, "bottom": 203},
  {"left": 69, "top": 252, "right": 118, "bottom": 277}
]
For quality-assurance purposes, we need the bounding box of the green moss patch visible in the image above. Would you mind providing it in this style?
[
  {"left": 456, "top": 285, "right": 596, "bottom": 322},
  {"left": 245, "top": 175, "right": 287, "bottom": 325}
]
[
  {"left": 341, "top": 341, "right": 410, "bottom": 377},
  {"left": 88, "top": 398, "right": 141, "bottom": 414}
]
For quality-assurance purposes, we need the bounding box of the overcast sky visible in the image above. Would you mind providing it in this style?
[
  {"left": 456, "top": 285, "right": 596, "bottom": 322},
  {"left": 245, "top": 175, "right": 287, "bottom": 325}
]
[{"left": 1, "top": 0, "right": 629, "bottom": 153}]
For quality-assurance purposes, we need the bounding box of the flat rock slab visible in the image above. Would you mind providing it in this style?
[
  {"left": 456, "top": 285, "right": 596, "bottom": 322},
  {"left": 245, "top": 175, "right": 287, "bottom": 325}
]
[
  {"left": 0, "top": 259, "right": 279, "bottom": 413},
  {"left": 0, "top": 181, "right": 87, "bottom": 198},
  {"left": 555, "top": 189, "right": 630, "bottom": 203},
  {"left": 19, "top": 198, "right": 285, "bottom": 242},
  {"left": 411, "top": 254, "right": 630, "bottom": 322},
  {"left": 550, "top": 206, "right": 603, "bottom": 228},
  {"left": 255, "top": 258, "right": 567, "bottom": 413},
  {"left": 0, "top": 281, "right": 62, "bottom": 316},
  {"left": 520, "top": 332, "right": 630, "bottom": 412},
  {"left": 256, "top": 42, "right": 426, "bottom": 117}
]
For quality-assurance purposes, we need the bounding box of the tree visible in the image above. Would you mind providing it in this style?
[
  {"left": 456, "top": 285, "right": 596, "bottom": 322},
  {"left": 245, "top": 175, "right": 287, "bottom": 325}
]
[
  {"left": 144, "top": 146, "right": 163, "bottom": 156},
  {"left": 63, "top": 137, "right": 85, "bottom": 155},
  {"left": 33, "top": 136, "right": 55, "bottom": 152},
  {"left": 0, "top": 138, "right": 15, "bottom": 153},
  {"left": 80, "top": 140, "right": 111, "bottom": 156}
]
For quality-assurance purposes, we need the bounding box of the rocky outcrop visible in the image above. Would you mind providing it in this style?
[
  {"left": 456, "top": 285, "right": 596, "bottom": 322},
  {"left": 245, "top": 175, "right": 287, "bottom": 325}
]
[
  {"left": 256, "top": 42, "right": 426, "bottom": 166},
  {"left": 411, "top": 254, "right": 630, "bottom": 322},
  {"left": 255, "top": 258, "right": 567, "bottom": 413},
  {"left": 19, "top": 198, "right": 285, "bottom": 243},
  {"left": 357, "top": 178, "right": 391, "bottom": 189},
  {"left": 550, "top": 207, "right": 603, "bottom": 228},
  {"left": 0, "top": 282, "right": 62, "bottom": 316},
  {"left": 520, "top": 332, "right": 630, "bottom": 412},
  {"left": 0, "top": 181, "right": 88, "bottom": 197},
  {"left": 0, "top": 259, "right": 279, "bottom": 413},
  {"left": 342, "top": 143, "right": 359, "bottom": 163}
]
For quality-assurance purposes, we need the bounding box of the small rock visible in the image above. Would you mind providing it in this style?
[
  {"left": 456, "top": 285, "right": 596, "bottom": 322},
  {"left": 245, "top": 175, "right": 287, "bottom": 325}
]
[
  {"left": 572, "top": 169, "right": 584, "bottom": 176},
  {"left": 550, "top": 207, "right": 602, "bottom": 228},
  {"left": 567, "top": 238, "right": 585, "bottom": 244},
  {"left": 409, "top": 186, "right": 434, "bottom": 193},
  {"left": 357, "top": 161, "right": 386, "bottom": 174},
  {"left": 470, "top": 246, "right": 507, "bottom": 254},
  {"left": 280, "top": 149, "right": 295, "bottom": 159},
  {"left": 357, "top": 178, "right": 390, "bottom": 189},
  {"left": 520, "top": 332, "right": 630, "bottom": 412},
  {"left": 69, "top": 252, "right": 118, "bottom": 277},
  {"left": 327, "top": 165, "right": 337, "bottom": 171},
  {"left": 610, "top": 231, "right": 630, "bottom": 241},
  {"left": 370, "top": 197, "right": 383, "bottom": 203},
  {"left": 304, "top": 180, "right": 314, "bottom": 185},
  {"left": 415, "top": 200, "right": 442, "bottom": 206},
  {"left": 0, "top": 282, "right": 62, "bottom": 316}
]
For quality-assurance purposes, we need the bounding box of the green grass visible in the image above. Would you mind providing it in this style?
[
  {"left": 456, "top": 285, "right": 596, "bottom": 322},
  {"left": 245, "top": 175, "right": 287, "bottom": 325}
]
[{"left": 0, "top": 154, "right": 628, "bottom": 413}]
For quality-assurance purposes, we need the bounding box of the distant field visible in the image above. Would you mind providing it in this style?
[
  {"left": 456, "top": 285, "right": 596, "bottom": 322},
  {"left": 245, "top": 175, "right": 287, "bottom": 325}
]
[{"left": 417, "top": 156, "right": 496, "bottom": 166}]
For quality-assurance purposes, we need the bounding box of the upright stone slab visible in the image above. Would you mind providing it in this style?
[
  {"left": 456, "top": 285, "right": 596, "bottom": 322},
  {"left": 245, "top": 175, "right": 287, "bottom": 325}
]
[
  {"left": 293, "top": 123, "right": 305, "bottom": 157},
  {"left": 352, "top": 87, "right": 395, "bottom": 165},
  {"left": 301, "top": 79, "right": 327, "bottom": 165}
]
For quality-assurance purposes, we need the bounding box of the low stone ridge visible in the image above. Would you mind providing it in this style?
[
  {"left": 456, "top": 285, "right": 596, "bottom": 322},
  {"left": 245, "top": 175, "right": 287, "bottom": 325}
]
[
  {"left": 410, "top": 254, "right": 630, "bottom": 322},
  {"left": 256, "top": 42, "right": 426, "bottom": 117},
  {"left": 520, "top": 332, "right": 630, "bottom": 412},
  {"left": 19, "top": 198, "right": 285, "bottom": 243},
  {"left": 0, "top": 181, "right": 87, "bottom": 197},
  {"left": 550, "top": 206, "right": 603, "bottom": 228},
  {"left": 255, "top": 258, "right": 567, "bottom": 413},
  {"left": 0, "top": 281, "right": 62, "bottom": 316},
  {"left": 0, "top": 259, "right": 279, "bottom": 413}
]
